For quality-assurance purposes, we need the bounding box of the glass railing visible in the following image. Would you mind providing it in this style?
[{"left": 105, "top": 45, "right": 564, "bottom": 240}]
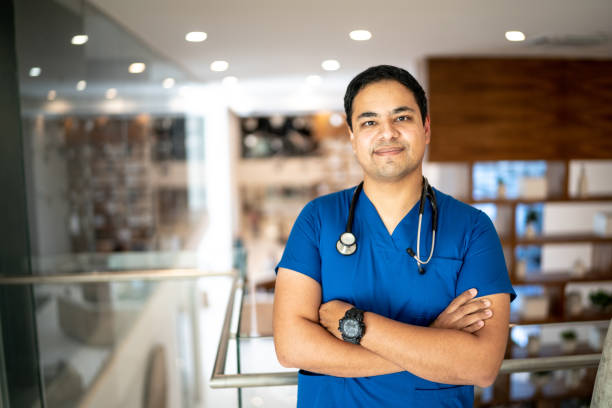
[{"left": 212, "top": 274, "right": 608, "bottom": 407}]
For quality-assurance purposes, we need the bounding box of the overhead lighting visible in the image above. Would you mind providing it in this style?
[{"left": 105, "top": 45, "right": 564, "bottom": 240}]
[
  {"left": 222, "top": 76, "right": 238, "bottom": 86},
  {"left": 185, "top": 31, "right": 207, "bottom": 42},
  {"left": 76, "top": 80, "right": 87, "bottom": 91},
  {"left": 321, "top": 59, "right": 340, "bottom": 71},
  {"left": 210, "top": 60, "right": 229, "bottom": 72},
  {"left": 71, "top": 34, "right": 88, "bottom": 45},
  {"left": 349, "top": 29, "right": 372, "bottom": 41},
  {"left": 329, "top": 113, "right": 344, "bottom": 127},
  {"left": 129, "top": 62, "right": 146, "bottom": 73},
  {"left": 505, "top": 30, "right": 526, "bottom": 42},
  {"left": 162, "top": 77, "right": 175, "bottom": 89},
  {"left": 105, "top": 88, "right": 117, "bottom": 99},
  {"left": 306, "top": 75, "right": 322, "bottom": 86},
  {"left": 29, "top": 67, "right": 41, "bottom": 77},
  {"left": 47, "top": 90, "right": 57, "bottom": 101}
]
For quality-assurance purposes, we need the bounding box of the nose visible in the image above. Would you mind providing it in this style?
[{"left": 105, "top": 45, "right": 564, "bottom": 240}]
[{"left": 379, "top": 118, "right": 399, "bottom": 140}]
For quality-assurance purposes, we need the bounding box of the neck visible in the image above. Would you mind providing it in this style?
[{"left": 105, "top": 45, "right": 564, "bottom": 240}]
[{"left": 362, "top": 171, "right": 424, "bottom": 234}]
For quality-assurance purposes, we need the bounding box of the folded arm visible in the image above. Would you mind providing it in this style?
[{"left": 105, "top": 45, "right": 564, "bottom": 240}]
[
  {"left": 273, "top": 267, "right": 403, "bottom": 377},
  {"left": 273, "top": 267, "right": 507, "bottom": 384},
  {"left": 319, "top": 294, "right": 509, "bottom": 387}
]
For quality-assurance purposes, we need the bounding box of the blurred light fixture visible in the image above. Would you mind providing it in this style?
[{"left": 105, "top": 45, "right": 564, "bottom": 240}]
[
  {"left": 329, "top": 113, "right": 344, "bottom": 127},
  {"left": 29, "top": 67, "right": 41, "bottom": 77},
  {"left": 222, "top": 76, "right": 238, "bottom": 85},
  {"left": 210, "top": 60, "right": 229, "bottom": 72},
  {"left": 306, "top": 75, "right": 322, "bottom": 85},
  {"left": 185, "top": 31, "right": 207, "bottom": 42},
  {"left": 162, "top": 77, "right": 175, "bottom": 89},
  {"left": 129, "top": 62, "right": 146, "bottom": 73},
  {"left": 105, "top": 88, "right": 117, "bottom": 99},
  {"left": 71, "top": 34, "right": 88, "bottom": 45},
  {"left": 349, "top": 29, "right": 372, "bottom": 41},
  {"left": 76, "top": 80, "right": 87, "bottom": 91},
  {"left": 505, "top": 30, "right": 526, "bottom": 42},
  {"left": 47, "top": 90, "right": 57, "bottom": 101},
  {"left": 321, "top": 59, "right": 340, "bottom": 71}
]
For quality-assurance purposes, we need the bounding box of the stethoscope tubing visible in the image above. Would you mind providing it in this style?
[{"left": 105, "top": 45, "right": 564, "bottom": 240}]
[{"left": 336, "top": 177, "right": 438, "bottom": 273}]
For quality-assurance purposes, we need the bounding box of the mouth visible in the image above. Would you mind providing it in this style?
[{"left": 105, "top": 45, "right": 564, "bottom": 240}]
[{"left": 373, "top": 146, "right": 405, "bottom": 156}]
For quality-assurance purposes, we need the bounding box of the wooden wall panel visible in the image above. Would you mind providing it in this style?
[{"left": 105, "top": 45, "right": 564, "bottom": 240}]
[{"left": 428, "top": 58, "right": 612, "bottom": 161}]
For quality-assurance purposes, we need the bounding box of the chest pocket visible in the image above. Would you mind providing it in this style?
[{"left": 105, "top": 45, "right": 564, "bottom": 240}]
[{"left": 398, "top": 256, "right": 464, "bottom": 326}]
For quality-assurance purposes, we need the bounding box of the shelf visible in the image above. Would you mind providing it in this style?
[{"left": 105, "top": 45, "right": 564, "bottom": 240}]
[
  {"left": 508, "top": 368, "right": 597, "bottom": 403},
  {"left": 515, "top": 234, "right": 612, "bottom": 245},
  {"left": 510, "top": 311, "right": 612, "bottom": 326},
  {"left": 510, "top": 341, "right": 599, "bottom": 359},
  {"left": 512, "top": 271, "right": 612, "bottom": 285},
  {"left": 470, "top": 195, "right": 612, "bottom": 205}
]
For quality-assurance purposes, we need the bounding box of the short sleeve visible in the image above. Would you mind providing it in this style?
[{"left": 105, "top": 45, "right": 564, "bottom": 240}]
[
  {"left": 275, "top": 200, "right": 322, "bottom": 284},
  {"left": 456, "top": 211, "right": 516, "bottom": 302}
]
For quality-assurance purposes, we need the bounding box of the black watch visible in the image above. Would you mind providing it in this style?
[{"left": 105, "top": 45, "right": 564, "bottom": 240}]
[{"left": 338, "top": 307, "right": 365, "bottom": 344}]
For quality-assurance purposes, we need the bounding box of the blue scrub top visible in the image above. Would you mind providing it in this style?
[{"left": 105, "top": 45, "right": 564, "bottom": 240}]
[{"left": 277, "top": 185, "right": 516, "bottom": 408}]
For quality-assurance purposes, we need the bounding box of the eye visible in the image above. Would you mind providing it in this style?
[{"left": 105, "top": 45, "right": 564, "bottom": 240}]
[
  {"left": 396, "top": 115, "right": 413, "bottom": 122},
  {"left": 361, "top": 120, "right": 376, "bottom": 127}
]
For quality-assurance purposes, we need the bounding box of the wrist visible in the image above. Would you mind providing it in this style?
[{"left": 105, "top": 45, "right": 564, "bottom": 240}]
[{"left": 338, "top": 307, "right": 365, "bottom": 344}]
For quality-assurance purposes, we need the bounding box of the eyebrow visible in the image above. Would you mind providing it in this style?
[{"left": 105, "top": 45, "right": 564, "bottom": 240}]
[{"left": 356, "top": 106, "right": 416, "bottom": 120}]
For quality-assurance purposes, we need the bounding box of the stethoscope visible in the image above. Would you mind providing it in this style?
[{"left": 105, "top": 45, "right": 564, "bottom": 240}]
[{"left": 336, "top": 176, "right": 438, "bottom": 274}]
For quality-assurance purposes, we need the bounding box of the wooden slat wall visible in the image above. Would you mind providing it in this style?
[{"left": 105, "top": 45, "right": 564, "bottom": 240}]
[{"left": 427, "top": 58, "right": 612, "bottom": 162}]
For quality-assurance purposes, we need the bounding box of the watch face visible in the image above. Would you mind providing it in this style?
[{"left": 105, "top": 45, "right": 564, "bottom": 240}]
[{"left": 343, "top": 320, "right": 360, "bottom": 337}]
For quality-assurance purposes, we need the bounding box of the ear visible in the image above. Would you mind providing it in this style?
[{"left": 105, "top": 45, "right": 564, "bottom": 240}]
[{"left": 424, "top": 115, "right": 431, "bottom": 145}]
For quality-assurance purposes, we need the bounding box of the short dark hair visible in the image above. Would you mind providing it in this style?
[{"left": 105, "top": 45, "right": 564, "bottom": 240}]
[{"left": 343, "top": 65, "right": 428, "bottom": 131}]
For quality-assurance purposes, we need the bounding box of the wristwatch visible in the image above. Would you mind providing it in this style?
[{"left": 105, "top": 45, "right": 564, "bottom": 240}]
[{"left": 338, "top": 307, "right": 365, "bottom": 344}]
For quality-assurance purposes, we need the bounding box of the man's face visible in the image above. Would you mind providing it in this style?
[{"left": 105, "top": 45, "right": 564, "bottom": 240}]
[{"left": 349, "top": 80, "right": 430, "bottom": 182}]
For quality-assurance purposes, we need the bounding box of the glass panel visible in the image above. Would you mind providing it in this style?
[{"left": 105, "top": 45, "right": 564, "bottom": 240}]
[
  {"left": 13, "top": 0, "right": 220, "bottom": 277},
  {"left": 30, "top": 276, "right": 233, "bottom": 408}
]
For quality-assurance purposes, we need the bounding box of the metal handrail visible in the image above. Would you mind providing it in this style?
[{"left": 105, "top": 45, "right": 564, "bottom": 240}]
[
  {"left": 210, "top": 279, "right": 604, "bottom": 389},
  {"left": 0, "top": 268, "right": 234, "bottom": 285}
]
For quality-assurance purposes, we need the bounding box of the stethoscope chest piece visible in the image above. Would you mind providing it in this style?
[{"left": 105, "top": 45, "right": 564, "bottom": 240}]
[{"left": 336, "top": 232, "right": 357, "bottom": 256}]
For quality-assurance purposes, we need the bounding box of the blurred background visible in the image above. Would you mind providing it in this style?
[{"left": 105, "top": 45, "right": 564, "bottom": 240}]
[{"left": 1, "top": 0, "right": 612, "bottom": 407}]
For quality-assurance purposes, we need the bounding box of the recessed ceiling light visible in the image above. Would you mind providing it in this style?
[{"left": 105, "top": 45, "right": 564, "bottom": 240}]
[
  {"left": 76, "top": 80, "right": 87, "bottom": 91},
  {"left": 185, "top": 31, "right": 207, "bottom": 42},
  {"left": 47, "top": 90, "right": 56, "bottom": 101},
  {"left": 129, "top": 62, "right": 146, "bottom": 73},
  {"left": 222, "top": 76, "right": 238, "bottom": 86},
  {"left": 329, "top": 113, "right": 344, "bottom": 127},
  {"left": 29, "top": 67, "right": 41, "bottom": 77},
  {"left": 105, "top": 88, "right": 117, "bottom": 99},
  {"left": 162, "top": 77, "right": 175, "bottom": 89},
  {"left": 306, "top": 75, "right": 322, "bottom": 86},
  {"left": 321, "top": 59, "right": 340, "bottom": 71},
  {"left": 505, "top": 30, "right": 526, "bottom": 42},
  {"left": 210, "top": 60, "right": 229, "bottom": 72},
  {"left": 349, "top": 29, "right": 372, "bottom": 41},
  {"left": 71, "top": 34, "right": 88, "bottom": 45}
]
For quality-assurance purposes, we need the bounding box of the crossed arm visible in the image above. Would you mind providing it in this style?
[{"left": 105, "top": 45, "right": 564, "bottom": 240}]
[{"left": 273, "top": 267, "right": 510, "bottom": 387}]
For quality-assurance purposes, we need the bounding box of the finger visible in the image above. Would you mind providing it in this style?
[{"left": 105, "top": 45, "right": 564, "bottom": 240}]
[
  {"left": 445, "top": 288, "right": 478, "bottom": 314},
  {"left": 461, "top": 320, "right": 485, "bottom": 333},
  {"left": 457, "top": 298, "right": 491, "bottom": 317},
  {"left": 456, "top": 309, "right": 493, "bottom": 329}
]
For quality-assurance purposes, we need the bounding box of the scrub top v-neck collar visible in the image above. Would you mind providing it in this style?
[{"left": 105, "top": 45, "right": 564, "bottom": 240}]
[{"left": 357, "top": 187, "right": 432, "bottom": 253}]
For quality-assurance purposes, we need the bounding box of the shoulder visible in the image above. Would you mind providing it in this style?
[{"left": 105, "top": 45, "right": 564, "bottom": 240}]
[
  {"left": 295, "top": 186, "right": 355, "bottom": 225},
  {"left": 308, "top": 186, "right": 355, "bottom": 214},
  {"left": 434, "top": 187, "right": 483, "bottom": 222}
]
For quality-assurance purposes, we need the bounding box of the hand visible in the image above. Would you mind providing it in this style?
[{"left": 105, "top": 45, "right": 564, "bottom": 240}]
[
  {"left": 319, "top": 300, "right": 354, "bottom": 340},
  {"left": 430, "top": 289, "right": 493, "bottom": 333}
]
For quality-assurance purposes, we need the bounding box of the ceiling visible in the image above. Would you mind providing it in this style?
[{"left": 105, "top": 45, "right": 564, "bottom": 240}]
[
  {"left": 89, "top": 0, "right": 612, "bottom": 82},
  {"left": 16, "top": 0, "right": 612, "bottom": 115}
]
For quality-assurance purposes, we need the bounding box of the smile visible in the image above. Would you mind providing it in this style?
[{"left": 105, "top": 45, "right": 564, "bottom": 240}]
[{"left": 373, "top": 146, "right": 404, "bottom": 156}]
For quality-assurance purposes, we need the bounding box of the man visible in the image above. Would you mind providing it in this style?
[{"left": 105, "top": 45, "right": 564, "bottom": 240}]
[{"left": 273, "top": 65, "right": 516, "bottom": 407}]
